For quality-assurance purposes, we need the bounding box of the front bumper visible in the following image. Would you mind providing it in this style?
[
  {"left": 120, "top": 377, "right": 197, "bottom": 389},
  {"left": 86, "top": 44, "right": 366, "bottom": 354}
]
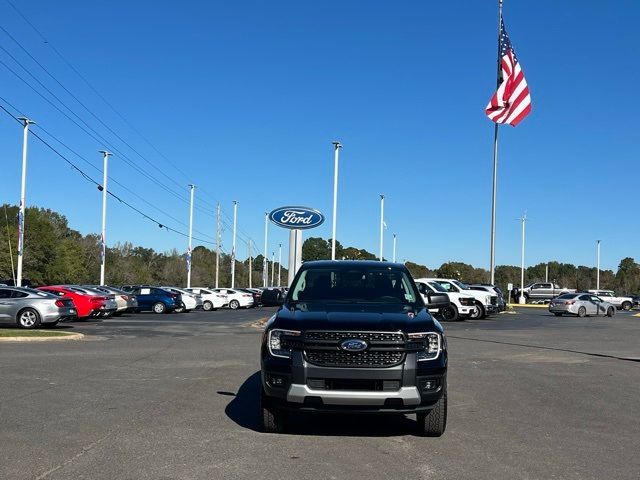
[
  {"left": 458, "top": 305, "right": 475, "bottom": 316},
  {"left": 262, "top": 350, "right": 446, "bottom": 413}
]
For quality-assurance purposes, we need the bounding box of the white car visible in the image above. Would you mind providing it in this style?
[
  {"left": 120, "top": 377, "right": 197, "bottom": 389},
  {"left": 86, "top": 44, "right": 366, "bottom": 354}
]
[
  {"left": 587, "top": 290, "right": 634, "bottom": 311},
  {"left": 415, "top": 279, "right": 477, "bottom": 321},
  {"left": 213, "top": 288, "right": 254, "bottom": 309},
  {"left": 421, "top": 278, "right": 495, "bottom": 319},
  {"left": 185, "top": 287, "right": 228, "bottom": 311},
  {"left": 161, "top": 287, "right": 203, "bottom": 312}
]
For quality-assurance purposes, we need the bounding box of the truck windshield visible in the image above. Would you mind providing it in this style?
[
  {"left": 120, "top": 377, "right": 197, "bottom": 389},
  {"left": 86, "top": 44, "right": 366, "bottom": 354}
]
[
  {"left": 289, "top": 266, "right": 420, "bottom": 306},
  {"left": 452, "top": 280, "right": 470, "bottom": 290}
]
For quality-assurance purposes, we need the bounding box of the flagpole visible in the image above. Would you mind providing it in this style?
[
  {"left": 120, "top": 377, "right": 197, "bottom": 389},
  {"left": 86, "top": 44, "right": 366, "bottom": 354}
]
[
  {"left": 187, "top": 184, "right": 195, "bottom": 289},
  {"left": 98, "top": 150, "right": 112, "bottom": 286},
  {"left": 16, "top": 117, "right": 34, "bottom": 287},
  {"left": 489, "top": 0, "right": 503, "bottom": 285}
]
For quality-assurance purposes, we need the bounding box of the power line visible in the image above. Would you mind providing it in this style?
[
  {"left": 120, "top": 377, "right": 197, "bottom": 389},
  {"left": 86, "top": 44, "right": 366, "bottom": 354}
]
[{"left": 0, "top": 102, "right": 216, "bottom": 246}]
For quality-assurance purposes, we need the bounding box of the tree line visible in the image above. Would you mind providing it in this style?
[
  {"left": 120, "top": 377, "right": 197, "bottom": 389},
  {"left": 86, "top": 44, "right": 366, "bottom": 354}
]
[
  {"left": 1, "top": 205, "right": 638, "bottom": 295},
  {"left": 302, "top": 237, "right": 640, "bottom": 296},
  {"left": 0, "top": 204, "right": 285, "bottom": 288}
]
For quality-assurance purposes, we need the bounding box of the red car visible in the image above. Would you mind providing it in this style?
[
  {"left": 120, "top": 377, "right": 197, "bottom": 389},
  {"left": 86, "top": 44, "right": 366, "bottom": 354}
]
[{"left": 37, "top": 285, "right": 114, "bottom": 319}]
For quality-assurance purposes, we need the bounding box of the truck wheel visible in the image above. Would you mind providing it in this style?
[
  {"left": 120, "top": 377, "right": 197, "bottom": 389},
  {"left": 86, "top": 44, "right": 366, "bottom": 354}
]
[
  {"left": 417, "top": 380, "right": 447, "bottom": 437},
  {"left": 203, "top": 301, "right": 213, "bottom": 311},
  {"left": 261, "top": 390, "right": 286, "bottom": 433},
  {"left": 470, "top": 302, "right": 485, "bottom": 319},
  {"left": 606, "top": 307, "right": 615, "bottom": 317},
  {"left": 577, "top": 306, "right": 587, "bottom": 318},
  {"left": 441, "top": 305, "right": 459, "bottom": 322},
  {"left": 621, "top": 301, "right": 632, "bottom": 311}
]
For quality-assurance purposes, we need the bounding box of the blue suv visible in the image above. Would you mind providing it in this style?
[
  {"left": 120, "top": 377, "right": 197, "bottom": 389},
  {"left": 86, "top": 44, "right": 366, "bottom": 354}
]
[{"left": 121, "top": 286, "right": 181, "bottom": 314}]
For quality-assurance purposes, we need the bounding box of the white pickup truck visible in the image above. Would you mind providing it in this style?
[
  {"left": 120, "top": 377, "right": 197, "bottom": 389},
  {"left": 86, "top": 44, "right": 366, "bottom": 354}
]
[
  {"left": 588, "top": 290, "right": 634, "bottom": 311},
  {"left": 419, "top": 278, "right": 496, "bottom": 319},
  {"left": 415, "top": 279, "right": 477, "bottom": 321}
]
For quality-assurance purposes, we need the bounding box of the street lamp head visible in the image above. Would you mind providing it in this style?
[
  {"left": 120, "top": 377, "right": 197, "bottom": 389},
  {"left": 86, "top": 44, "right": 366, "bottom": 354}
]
[
  {"left": 332, "top": 141, "right": 342, "bottom": 148},
  {"left": 98, "top": 150, "right": 112, "bottom": 157},
  {"left": 380, "top": 194, "right": 385, "bottom": 200},
  {"left": 17, "top": 117, "right": 35, "bottom": 126}
]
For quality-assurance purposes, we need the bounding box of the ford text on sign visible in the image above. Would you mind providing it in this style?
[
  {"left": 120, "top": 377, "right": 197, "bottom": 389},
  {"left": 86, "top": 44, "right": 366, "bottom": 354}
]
[{"left": 269, "top": 207, "right": 325, "bottom": 230}]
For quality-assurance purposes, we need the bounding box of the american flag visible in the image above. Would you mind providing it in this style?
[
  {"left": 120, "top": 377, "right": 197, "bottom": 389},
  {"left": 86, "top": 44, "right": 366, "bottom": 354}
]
[{"left": 485, "top": 17, "right": 531, "bottom": 126}]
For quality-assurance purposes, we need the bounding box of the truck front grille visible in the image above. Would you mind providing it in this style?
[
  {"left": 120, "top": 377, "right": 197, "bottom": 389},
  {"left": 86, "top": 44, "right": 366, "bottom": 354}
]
[
  {"left": 305, "top": 350, "right": 405, "bottom": 368},
  {"left": 303, "top": 330, "right": 406, "bottom": 368}
]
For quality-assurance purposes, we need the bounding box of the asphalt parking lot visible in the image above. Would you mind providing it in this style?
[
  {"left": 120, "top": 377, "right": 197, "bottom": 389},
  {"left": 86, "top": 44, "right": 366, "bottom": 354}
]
[{"left": 1, "top": 307, "right": 639, "bottom": 480}]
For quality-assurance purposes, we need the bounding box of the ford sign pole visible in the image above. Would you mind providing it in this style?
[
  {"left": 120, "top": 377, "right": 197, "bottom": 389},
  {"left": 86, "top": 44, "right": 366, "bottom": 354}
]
[{"left": 331, "top": 141, "right": 341, "bottom": 260}]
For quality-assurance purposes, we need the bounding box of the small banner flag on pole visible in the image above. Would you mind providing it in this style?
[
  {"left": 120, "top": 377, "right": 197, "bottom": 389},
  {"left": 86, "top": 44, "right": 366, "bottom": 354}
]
[
  {"left": 100, "top": 233, "right": 106, "bottom": 264},
  {"left": 186, "top": 247, "right": 192, "bottom": 269},
  {"left": 17, "top": 202, "right": 24, "bottom": 256},
  {"left": 485, "top": 17, "right": 532, "bottom": 126}
]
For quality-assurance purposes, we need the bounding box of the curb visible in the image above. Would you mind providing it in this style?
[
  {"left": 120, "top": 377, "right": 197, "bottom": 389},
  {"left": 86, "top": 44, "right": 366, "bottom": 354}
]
[
  {"left": 510, "top": 304, "right": 548, "bottom": 309},
  {"left": 0, "top": 332, "right": 85, "bottom": 343}
]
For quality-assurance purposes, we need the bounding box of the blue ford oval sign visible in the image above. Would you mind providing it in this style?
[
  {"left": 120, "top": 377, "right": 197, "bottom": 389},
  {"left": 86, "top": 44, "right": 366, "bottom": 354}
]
[
  {"left": 340, "top": 339, "right": 368, "bottom": 352},
  {"left": 269, "top": 206, "right": 325, "bottom": 230}
]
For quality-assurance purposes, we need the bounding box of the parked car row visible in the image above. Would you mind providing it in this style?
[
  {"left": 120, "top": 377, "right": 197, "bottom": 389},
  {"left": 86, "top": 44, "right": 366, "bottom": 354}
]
[
  {"left": 414, "top": 278, "right": 505, "bottom": 322},
  {"left": 0, "top": 282, "right": 287, "bottom": 329}
]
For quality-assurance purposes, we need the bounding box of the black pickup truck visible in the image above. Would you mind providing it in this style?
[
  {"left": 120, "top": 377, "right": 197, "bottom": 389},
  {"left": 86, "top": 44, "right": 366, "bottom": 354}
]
[{"left": 260, "top": 260, "right": 448, "bottom": 436}]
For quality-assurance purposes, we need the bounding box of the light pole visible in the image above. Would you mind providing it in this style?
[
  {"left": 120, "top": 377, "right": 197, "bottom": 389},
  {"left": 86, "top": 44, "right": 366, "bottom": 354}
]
[
  {"left": 248, "top": 240, "right": 253, "bottom": 288},
  {"left": 231, "top": 200, "right": 238, "bottom": 288},
  {"left": 277, "top": 242, "right": 282, "bottom": 286},
  {"left": 596, "top": 240, "right": 601, "bottom": 290},
  {"left": 271, "top": 252, "right": 275, "bottom": 287},
  {"left": 186, "top": 184, "right": 195, "bottom": 288},
  {"left": 392, "top": 234, "right": 397, "bottom": 263},
  {"left": 98, "top": 150, "right": 112, "bottom": 286},
  {"left": 379, "top": 194, "right": 385, "bottom": 261},
  {"left": 263, "top": 212, "right": 268, "bottom": 287},
  {"left": 331, "top": 141, "right": 341, "bottom": 260},
  {"left": 518, "top": 212, "right": 527, "bottom": 304},
  {"left": 16, "top": 117, "right": 34, "bottom": 287},
  {"left": 215, "top": 203, "right": 220, "bottom": 288}
]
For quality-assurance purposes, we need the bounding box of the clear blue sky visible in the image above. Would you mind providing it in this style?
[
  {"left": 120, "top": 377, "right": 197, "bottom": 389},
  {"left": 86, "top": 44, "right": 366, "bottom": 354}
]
[{"left": 0, "top": 0, "right": 637, "bottom": 271}]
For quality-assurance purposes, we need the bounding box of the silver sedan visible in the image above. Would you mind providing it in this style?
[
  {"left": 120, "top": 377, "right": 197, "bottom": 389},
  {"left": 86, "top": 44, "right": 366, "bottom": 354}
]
[
  {"left": 549, "top": 293, "right": 616, "bottom": 317},
  {"left": 0, "top": 286, "right": 77, "bottom": 328}
]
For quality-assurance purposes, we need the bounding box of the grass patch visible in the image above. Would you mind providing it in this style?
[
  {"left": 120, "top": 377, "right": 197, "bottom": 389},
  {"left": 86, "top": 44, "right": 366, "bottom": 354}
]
[{"left": 0, "top": 330, "right": 71, "bottom": 337}]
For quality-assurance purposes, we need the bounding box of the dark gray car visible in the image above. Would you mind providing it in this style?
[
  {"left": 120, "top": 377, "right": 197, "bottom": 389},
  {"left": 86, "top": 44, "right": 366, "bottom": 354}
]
[{"left": 0, "top": 286, "right": 77, "bottom": 328}]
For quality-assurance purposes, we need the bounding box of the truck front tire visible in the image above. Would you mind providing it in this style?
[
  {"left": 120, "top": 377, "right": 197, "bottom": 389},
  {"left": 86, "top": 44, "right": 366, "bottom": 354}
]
[
  {"left": 261, "top": 390, "right": 287, "bottom": 433},
  {"left": 417, "top": 381, "right": 447, "bottom": 437}
]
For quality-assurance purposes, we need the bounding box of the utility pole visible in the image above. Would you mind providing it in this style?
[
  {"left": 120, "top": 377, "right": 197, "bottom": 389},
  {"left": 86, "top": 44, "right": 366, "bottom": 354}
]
[
  {"left": 271, "top": 252, "right": 275, "bottom": 287},
  {"left": 392, "top": 234, "right": 397, "bottom": 263},
  {"left": 215, "top": 203, "right": 220, "bottom": 288},
  {"left": 379, "top": 194, "right": 385, "bottom": 261},
  {"left": 596, "top": 240, "right": 601, "bottom": 290},
  {"left": 16, "top": 117, "right": 34, "bottom": 287},
  {"left": 231, "top": 200, "right": 238, "bottom": 288},
  {"left": 248, "top": 240, "right": 253, "bottom": 288},
  {"left": 518, "top": 212, "right": 527, "bottom": 304},
  {"left": 331, "top": 141, "right": 341, "bottom": 260},
  {"left": 277, "top": 242, "right": 282, "bottom": 287},
  {"left": 186, "top": 184, "right": 195, "bottom": 288},
  {"left": 98, "top": 150, "right": 112, "bottom": 286},
  {"left": 263, "top": 212, "right": 268, "bottom": 287}
]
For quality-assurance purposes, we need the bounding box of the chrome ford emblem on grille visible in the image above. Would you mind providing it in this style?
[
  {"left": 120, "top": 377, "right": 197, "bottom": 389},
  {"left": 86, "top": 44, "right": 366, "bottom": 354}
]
[{"left": 340, "top": 339, "right": 368, "bottom": 352}]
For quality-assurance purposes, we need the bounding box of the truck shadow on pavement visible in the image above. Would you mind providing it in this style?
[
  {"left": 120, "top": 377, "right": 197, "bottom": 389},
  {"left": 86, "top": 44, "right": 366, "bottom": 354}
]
[{"left": 223, "top": 372, "right": 420, "bottom": 437}]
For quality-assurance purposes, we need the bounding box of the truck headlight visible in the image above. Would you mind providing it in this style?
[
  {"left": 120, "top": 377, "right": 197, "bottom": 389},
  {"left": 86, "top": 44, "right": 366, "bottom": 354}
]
[
  {"left": 408, "top": 332, "right": 441, "bottom": 361},
  {"left": 268, "top": 329, "right": 301, "bottom": 358}
]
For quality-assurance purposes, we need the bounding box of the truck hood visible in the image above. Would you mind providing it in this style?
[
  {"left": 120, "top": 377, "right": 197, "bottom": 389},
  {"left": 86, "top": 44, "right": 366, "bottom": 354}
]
[{"left": 269, "top": 303, "right": 442, "bottom": 334}]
